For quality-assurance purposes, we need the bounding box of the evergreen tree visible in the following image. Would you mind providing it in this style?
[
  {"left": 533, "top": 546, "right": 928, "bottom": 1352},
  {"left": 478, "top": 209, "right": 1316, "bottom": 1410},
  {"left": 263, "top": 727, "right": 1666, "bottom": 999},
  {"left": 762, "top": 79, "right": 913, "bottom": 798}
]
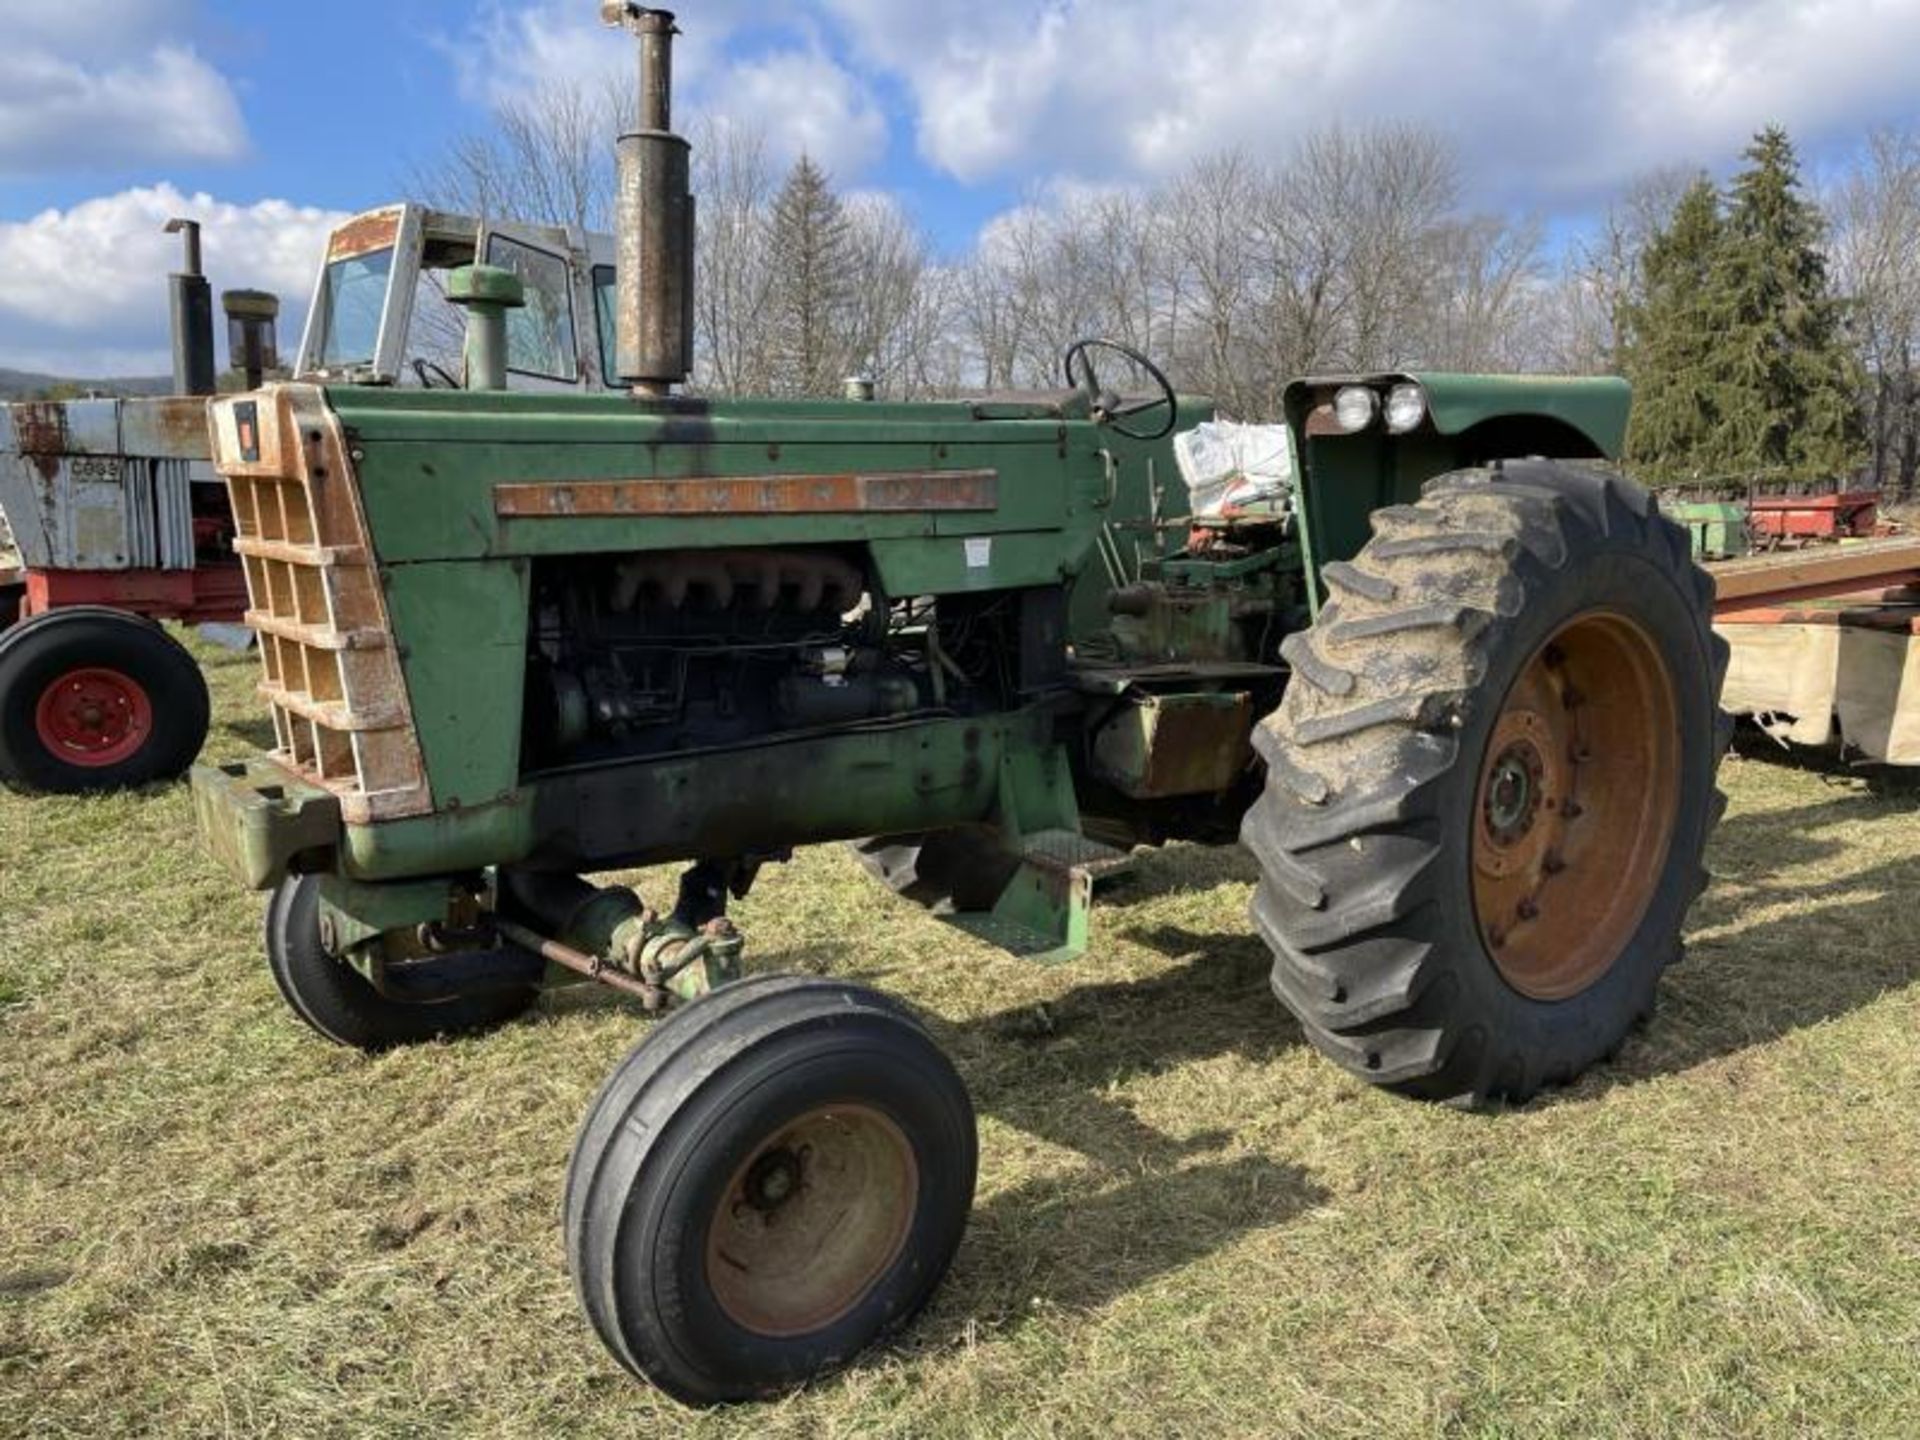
[
  {"left": 763, "top": 155, "right": 859, "bottom": 397},
  {"left": 1624, "top": 176, "right": 1728, "bottom": 483},
  {"left": 1710, "top": 127, "right": 1863, "bottom": 482}
]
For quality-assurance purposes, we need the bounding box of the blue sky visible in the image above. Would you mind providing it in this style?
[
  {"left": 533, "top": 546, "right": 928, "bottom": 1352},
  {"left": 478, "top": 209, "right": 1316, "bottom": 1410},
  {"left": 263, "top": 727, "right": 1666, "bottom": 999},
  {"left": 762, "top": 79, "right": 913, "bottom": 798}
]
[
  {"left": 3, "top": 0, "right": 1919, "bottom": 375},
  {"left": 0, "top": 1, "right": 1023, "bottom": 259}
]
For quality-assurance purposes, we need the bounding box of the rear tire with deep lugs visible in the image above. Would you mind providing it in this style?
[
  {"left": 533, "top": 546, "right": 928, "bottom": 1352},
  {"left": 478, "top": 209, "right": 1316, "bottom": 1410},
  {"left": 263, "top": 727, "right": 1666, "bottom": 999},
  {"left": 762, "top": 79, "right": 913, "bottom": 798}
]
[{"left": 1243, "top": 462, "right": 1731, "bottom": 1104}]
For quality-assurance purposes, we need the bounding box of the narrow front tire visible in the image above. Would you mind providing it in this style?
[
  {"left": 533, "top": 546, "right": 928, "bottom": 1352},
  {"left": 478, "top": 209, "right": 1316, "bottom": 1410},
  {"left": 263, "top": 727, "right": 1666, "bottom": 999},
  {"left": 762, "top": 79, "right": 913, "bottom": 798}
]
[
  {"left": 565, "top": 974, "right": 977, "bottom": 1405},
  {"left": 264, "top": 875, "right": 541, "bottom": 1051}
]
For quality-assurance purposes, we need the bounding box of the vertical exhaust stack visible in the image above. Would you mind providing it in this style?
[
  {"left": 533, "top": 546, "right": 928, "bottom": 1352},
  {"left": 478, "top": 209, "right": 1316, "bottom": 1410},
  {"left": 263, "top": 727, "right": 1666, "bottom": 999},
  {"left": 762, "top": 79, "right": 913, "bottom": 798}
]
[
  {"left": 163, "top": 218, "right": 216, "bottom": 398},
  {"left": 602, "top": 4, "right": 696, "bottom": 398}
]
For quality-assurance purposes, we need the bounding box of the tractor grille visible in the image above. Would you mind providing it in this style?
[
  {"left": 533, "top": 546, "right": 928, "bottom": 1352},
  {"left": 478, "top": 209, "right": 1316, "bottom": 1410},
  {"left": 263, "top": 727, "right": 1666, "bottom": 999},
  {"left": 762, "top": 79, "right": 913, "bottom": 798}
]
[
  {"left": 211, "top": 387, "right": 430, "bottom": 823},
  {"left": 130, "top": 457, "right": 196, "bottom": 570}
]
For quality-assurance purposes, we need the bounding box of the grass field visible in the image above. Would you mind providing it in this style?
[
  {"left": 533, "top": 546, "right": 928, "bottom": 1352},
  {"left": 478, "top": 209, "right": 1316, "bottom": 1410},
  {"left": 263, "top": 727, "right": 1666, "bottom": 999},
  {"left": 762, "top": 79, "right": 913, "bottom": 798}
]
[{"left": 4, "top": 633, "right": 1920, "bottom": 1438}]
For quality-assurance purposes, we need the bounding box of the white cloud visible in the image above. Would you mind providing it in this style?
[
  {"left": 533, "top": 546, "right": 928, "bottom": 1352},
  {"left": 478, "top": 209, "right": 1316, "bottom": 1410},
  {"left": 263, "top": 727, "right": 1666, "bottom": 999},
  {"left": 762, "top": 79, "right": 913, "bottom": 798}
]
[
  {"left": 0, "top": 187, "right": 347, "bottom": 377},
  {"left": 718, "top": 51, "right": 888, "bottom": 179},
  {"left": 449, "top": 1, "right": 888, "bottom": 181},
  {"left": 7, "top": 0, "right": 194, "bottom": 50},
  {"left": 820, "top": 0, "right": 1920, "bottom": 208},
  {"left": 0, "top": 0, "right": 247, "bottom": 176}
]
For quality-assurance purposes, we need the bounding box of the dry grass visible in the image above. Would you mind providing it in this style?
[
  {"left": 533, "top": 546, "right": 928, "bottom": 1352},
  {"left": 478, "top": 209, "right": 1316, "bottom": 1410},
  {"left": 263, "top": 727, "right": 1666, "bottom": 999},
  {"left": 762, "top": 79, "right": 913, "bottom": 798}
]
[{"left": 4, "top": 634, "right": 1920, "bottom": 1437}]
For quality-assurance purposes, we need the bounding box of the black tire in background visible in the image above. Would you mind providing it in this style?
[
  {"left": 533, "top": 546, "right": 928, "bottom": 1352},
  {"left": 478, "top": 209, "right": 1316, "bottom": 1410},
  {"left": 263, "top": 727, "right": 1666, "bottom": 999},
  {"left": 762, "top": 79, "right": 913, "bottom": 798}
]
[
  {"left": 1243, "top": 463, "right": 1731, "bottom": 1105},
  {"left": 264, "top": 875, "right": 542, "bottom": 1052},
  {"left": 566, "top": 974, "right": 977, "bottom": 1405},
  {"left": 0, "top": 607, "right": 209, "bottom": 793}
]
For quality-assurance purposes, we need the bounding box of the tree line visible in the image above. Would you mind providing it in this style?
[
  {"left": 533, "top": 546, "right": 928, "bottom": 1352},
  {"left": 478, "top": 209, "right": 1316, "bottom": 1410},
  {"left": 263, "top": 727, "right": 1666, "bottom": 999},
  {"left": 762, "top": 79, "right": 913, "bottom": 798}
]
[{"left": 420, "top": 84, "right": 1920, "bottom": 493}]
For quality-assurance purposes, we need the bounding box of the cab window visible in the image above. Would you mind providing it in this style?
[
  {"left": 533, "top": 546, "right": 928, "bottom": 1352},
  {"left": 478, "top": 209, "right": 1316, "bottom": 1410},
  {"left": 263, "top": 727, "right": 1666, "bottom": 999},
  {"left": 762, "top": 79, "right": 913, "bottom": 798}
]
[
  {"left": 483, "top": 234, "right": 580, "bottom": 382},
  {"left": 312, "top": 248, "right": 394, "bottom": 368},
  {"left": 593, "top": 265, "right": 619, "bottom": 388}
]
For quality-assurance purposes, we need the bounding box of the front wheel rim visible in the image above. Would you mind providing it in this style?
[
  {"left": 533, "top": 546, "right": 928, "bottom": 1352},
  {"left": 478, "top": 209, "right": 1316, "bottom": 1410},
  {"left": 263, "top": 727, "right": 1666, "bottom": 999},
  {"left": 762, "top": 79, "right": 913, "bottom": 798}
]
[
  {"left": 1471, "top": 610, "right": 1681, "bottom": 1001},
  {"left": 33, "top": 666, "right": 154, "bottom": 768},
  {"left": 704, "top": 1103, "right": 919, "bottom": 1339}
]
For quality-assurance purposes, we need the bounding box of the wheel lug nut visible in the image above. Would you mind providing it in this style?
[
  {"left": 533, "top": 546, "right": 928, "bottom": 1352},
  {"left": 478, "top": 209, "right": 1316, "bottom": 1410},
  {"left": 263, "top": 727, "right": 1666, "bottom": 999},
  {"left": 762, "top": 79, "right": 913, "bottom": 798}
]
[
  {"left": 1563, "top": 800, "right": 1585, "bottom": 820},
  {"left": 1543, "top": 852, "right": 1566, "bottom": 875},
  {"left": 1517, "top": 899, "right": 1540, "bottom": 921}
]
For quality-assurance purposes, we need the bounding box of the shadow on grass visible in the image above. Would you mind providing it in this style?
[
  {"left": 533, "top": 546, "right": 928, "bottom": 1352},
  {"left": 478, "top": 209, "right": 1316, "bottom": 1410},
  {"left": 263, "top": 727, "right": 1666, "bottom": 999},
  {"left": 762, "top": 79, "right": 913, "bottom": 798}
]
[
  {"left": 945, "top": 785, "right": 1920, "bottom": 1113},
  {"left": 932, "top": 931, "right": 1298, "bottom": 1173},
  {"left": 218, "top": 717, "right": 278, "bottom": 750},
  {"left": 1729, "top": 722, "right": 1920, "bottom": 796},
  {"left": 1599, "top": 783, "right": 1920, "bottom": 1088},
  {"left": 906, "top": 917, "right": 1327, "bottom": 1336},
  {"left": 945, "top": 1152, "right": 1327, "bottom": 1329},
  {"left": 1096, "top": 839, "right": 1260, "bottom": 908}
]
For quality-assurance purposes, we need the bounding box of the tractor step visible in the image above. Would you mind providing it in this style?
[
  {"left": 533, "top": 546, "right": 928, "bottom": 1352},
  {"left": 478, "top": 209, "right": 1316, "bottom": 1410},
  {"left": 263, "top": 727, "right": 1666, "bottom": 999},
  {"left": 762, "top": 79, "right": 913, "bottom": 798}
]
[
  {"left": 1019, "top": 828, "right": 1136, "bottom": 881},
  {"left": 945, "top": 912, "right": 1064, "bottom": 958},
  {"left": 942, "top": 830, "right": 1135, "bottom": 962}
]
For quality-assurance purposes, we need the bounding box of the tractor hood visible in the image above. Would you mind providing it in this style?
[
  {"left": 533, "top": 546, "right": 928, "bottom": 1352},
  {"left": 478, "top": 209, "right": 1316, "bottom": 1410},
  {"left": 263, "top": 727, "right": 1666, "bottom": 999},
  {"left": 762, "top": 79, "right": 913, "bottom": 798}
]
[{"left": 1285, "top": 372, "right": 1632, "bottom": 462}]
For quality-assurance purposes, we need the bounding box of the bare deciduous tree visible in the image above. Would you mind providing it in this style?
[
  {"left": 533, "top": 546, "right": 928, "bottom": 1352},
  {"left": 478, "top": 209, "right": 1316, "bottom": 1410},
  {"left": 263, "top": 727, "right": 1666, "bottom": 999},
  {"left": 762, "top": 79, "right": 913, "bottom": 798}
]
[
  {"left": 414, "top": 80, "right": 628, "bottom": 237},
  {"left": 691, "top": 119, "right": 776, "bottom": 395},
  {"left": 420, "top": 75, "right": 1920, "bottom": 474},
  {"left": 1832, "top": 128, "right": 1920, "bottom": 494}
]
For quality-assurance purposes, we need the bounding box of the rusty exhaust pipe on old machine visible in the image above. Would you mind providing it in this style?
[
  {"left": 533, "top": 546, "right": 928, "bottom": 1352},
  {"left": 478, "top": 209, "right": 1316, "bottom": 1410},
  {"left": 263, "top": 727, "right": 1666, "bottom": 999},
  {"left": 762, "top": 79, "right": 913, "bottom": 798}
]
[
  {"left": 601, "top": 3, "right": 696, "bottom": 398},
  {"left": 163, "top": 218, "right": 216, "bottom": 398}
]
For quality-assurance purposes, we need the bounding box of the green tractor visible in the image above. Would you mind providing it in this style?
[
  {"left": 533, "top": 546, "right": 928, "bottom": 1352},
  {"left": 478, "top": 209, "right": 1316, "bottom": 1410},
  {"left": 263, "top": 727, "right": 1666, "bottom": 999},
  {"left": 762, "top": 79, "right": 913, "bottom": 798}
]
[{"left": 190, "top": 5, "right": 1729, "bottom": 1406}]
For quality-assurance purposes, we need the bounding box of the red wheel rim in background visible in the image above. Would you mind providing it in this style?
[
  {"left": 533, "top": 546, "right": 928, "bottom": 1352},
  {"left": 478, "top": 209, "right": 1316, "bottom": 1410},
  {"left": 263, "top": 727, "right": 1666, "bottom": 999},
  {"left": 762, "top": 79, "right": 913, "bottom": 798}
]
[{"left": 33, "top": 667, "right": 154, "bottom": 768}]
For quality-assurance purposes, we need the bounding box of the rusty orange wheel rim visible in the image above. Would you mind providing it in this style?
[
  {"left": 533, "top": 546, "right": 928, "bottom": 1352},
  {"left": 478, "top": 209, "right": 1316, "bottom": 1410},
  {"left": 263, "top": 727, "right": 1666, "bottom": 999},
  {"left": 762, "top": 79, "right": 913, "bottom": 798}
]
[
  {"left": 705, "top": 1104, "right": 918, "bottom": 1338},
  {"left": 1472, "top": 611, "right": 1680, "bottom": 1001}
]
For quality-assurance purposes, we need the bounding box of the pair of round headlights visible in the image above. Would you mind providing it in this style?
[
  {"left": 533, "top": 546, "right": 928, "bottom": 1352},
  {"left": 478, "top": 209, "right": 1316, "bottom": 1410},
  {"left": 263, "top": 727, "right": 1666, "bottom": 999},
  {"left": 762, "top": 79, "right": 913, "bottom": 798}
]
[{"left": 1333, "top": 383, "right": 1428, "bottom": 435}]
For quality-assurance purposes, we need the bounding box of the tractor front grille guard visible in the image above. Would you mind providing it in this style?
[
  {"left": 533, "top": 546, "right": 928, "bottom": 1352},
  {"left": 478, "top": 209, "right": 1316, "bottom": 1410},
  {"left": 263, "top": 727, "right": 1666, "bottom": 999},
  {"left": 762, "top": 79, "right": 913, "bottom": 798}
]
[{"left": 212, "top": 388, "right": 431, "bottom": 823}]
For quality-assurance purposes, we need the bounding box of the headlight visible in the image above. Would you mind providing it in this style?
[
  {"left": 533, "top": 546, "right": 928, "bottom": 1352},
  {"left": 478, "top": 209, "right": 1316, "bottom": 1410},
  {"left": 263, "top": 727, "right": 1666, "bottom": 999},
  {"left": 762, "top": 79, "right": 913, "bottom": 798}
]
[
  {"left": 1333, "top": 386, "right": 1378, "bottom": 433},
  {"left": 1385, "top": 383, "right": 1428, "bottom": 434}
]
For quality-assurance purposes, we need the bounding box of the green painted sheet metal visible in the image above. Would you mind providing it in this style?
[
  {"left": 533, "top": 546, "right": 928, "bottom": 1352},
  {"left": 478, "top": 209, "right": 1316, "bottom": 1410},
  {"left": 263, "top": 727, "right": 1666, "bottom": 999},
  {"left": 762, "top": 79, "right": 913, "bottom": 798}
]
[
  {"left": 1665, "top": 499, "right": 1752, "bottom": 560},
  {"left": 341, "top": 796, "right": 532, "bottom": 882},
  {"left": 1413, "top": 373, "right": 1631, "bottom": 459},
  {"left": 326, "top": 384, "right": 1201, "bottom": 652},
  {"left": 1281, "top": 372, "right": 1633, "bottom": 615},
  {"left": 315, "top": 711, "right": 1062, "bottom": 883},
  {"left": 190, "top": 760, "right": 344, "bottom": 890},
  {"left": 866, "top": 532, "right": 1085, "bottom": 597},
  {"left": 380, "top": 558, "right": 530, "bottom": 811}
]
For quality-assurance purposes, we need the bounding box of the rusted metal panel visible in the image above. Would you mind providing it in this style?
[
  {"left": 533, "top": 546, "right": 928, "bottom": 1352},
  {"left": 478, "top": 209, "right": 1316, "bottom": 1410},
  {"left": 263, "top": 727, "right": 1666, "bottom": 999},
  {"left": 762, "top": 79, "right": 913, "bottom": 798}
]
[
  {"left": 0, "top": 397, "right": 218, "bottom": 574},
  {"left": 214, "top": 386, "right": 433, "bottom": 825},
  {"left": 1711, "top": 536, "right": 1920, "bottom": 612},
  {"left": 118, "top": 396, "right": 216, "bottom": 462},
  {"left": 10, "top": 401, "right": 72, "bottom": 478},
  {"left": 0, "top": 408, "right": 130, "bottom": 570},
  {"left": 1091, "top": 690, "right": 1255, "bottom": 799},
  {"left": 328, "top": 208, "right": 405, "bottom": 261},
  {"left": 494, "top": 469, "right": 1000, "bottom": 518}
]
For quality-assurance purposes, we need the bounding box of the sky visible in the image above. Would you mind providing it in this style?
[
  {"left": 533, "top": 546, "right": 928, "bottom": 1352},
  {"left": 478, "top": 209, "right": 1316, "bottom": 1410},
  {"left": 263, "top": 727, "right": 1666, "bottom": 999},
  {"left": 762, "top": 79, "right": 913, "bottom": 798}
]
[{"left": 2, "top": 0, "right": 1919, "bottom": 377}]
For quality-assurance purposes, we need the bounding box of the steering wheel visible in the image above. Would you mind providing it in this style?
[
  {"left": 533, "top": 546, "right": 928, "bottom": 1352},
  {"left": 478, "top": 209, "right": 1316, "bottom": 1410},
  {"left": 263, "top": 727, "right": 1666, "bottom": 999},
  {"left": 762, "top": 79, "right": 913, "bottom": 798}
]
[
  {"left": 412, "top": 357, "right": 462, "bottom": 390},
  {"left": 1063, "top": 338, "right": 1179, "bottom": 441}
]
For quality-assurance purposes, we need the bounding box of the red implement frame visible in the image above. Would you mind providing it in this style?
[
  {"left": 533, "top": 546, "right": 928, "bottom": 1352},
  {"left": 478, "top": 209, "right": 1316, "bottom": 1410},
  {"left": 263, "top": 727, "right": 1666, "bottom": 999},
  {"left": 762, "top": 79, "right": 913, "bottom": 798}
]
[
  {"left": 1748, "top": 491, "right": 1881, "bottom": 545},
  {"left": 18, "top": 564, "right": 248, "bottom": 626}
]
